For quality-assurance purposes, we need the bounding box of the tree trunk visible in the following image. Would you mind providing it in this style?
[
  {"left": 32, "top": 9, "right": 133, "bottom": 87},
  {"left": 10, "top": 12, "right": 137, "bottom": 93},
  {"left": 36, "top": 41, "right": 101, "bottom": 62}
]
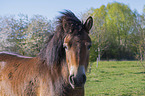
[
  {"left": 96, "top": 57, "right": 99, "bottom": 68},
  {"left": 139, "top": 46, "right": 143, "bottom": 62},
  {"left": 96, "top": 47, "right": 100, "bottom": 68},
  {"left": 98, "top": 47, "right": 100, "bottom": 61}
]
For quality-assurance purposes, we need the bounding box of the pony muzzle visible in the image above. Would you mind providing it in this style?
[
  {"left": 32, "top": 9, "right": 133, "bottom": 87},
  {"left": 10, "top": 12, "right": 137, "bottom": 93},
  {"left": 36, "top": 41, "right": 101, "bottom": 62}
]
[
  {"left": 69, "top": 66, "right": 86, "bottom": 89},
  {"left": 69, "top": 74, "right": 86, "bottom": 89}
]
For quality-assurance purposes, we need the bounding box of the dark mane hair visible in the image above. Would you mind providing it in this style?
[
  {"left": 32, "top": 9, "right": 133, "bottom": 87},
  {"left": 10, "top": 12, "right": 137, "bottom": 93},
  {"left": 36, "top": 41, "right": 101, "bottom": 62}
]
[{"left": 38, "top": 10, "right": 83, "bottom": 68}]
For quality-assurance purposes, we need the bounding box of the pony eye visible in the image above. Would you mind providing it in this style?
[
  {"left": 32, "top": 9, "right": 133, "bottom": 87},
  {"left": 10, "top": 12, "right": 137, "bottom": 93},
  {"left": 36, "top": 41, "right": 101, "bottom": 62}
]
[
  {"left": 64, "top": 45, "right": 68, "bottom": 49},
  {"left": 87, "top": 45, "right": 91, "bottom": 50},
  {"left": 63, "top": 43, "right": 68, "bottom": 50}
]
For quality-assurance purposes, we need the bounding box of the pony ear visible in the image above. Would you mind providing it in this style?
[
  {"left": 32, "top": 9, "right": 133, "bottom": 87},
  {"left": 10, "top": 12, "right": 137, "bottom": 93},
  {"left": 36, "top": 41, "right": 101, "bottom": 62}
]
[
  {"left": 62, "top": 19, "right": 73, "bottom": 33},
  {"left": 62, "top": 19, "right": 69, "bottom": 33},
  {"left": 84, "top": 16, "right": 93, "bottom": 33}
]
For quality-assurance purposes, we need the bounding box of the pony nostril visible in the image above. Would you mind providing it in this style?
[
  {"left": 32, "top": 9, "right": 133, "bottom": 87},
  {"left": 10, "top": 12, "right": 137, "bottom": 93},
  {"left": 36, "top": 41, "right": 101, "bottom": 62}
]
[
  {"left": 82, "top": 74, "right": 86, "bottom": 84},
  {"left": 69, "top": 75, "right": 75, "bottom": 85}
]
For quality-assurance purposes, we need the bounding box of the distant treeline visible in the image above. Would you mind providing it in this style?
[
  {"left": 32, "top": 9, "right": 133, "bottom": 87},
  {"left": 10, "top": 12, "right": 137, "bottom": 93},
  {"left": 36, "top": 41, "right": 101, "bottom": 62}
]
[
  {"left": 0, "top": 14, "right": 55, "bottom": 56},
  {"left": 0, "top": 2, "right": 145, "bottom": 61},
  {"left": 87, "top": 2, "right": 145, "bottom": 61}
]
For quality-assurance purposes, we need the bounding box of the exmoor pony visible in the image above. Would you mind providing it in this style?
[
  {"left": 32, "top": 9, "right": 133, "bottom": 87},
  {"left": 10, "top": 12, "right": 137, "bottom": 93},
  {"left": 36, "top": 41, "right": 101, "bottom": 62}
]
[{"left": 0, "top": 10, "right": 93, "bottom": 96}]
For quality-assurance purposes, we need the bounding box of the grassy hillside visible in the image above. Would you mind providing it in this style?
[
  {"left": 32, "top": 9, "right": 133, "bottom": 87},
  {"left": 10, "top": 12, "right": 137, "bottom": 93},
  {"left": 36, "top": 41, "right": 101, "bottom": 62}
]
[{"left": 85, "top": 61, "right": 145, "bottom": 96}]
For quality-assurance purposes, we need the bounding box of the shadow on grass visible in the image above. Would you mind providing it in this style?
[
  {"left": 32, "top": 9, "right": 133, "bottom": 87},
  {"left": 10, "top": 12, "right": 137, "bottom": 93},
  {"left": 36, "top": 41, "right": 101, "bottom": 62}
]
[
  {"left": 114, "top": 73, "right": 125, "bottom": 76},
  {"left": 95, "top": 79, "right": 101, "bottom": 82},
  {"left": 87, "top": 79, "right": 102, "bottom": 82},
  {"left": 100, "top": 71, "right": 109, "bottom": 74},
  {"left": 120, "top": 93, "right": 132, "bottom": 96},
  {"left": 134, "top": 72, "right": 145, "bottom": 74}
]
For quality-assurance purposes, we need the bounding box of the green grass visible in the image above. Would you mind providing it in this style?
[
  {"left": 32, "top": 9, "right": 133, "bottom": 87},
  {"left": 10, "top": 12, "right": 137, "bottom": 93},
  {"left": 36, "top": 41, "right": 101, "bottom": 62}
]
[{"left": 85, "top": 61, "right": 145, "bottom": 96}]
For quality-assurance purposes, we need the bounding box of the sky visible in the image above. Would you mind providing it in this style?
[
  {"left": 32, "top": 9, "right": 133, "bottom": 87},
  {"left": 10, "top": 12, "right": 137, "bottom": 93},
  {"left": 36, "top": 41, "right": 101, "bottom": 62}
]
[{"left": 0, "top": 0, "right": 145, "bottom": 20}]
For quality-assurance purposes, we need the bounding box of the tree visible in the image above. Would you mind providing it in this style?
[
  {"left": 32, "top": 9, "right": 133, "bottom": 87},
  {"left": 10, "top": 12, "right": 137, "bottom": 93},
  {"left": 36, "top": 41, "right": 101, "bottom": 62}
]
[
  {"left": 0, "top": 15, "right": 20, "bottom": 52},
  {"left": 90, "top": 5, "right": 109, "bottom": 63},
  {"left": 0, "top": 14, "right": 54, "bottom": 56},
  {"left": 23, "top": 15, "right": 54, "bottom": 56},
  {"left": 6, "top": 14, "right": 29, "bottom": 54},
  {"left": 87, "top": 2, "right": 137, "bottom": 61},
  {"left": 132, "top": 6, "right": 145, "bottom": 62},
  {"left": 106, "top": 2, "right": 135, "bottom": 60}
]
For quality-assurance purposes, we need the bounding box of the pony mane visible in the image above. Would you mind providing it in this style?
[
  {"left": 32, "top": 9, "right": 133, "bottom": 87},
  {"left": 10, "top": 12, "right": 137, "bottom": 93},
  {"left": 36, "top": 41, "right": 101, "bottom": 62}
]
[
  {"left": 58, "top": 10, "right": 81, "bottom": 25},
  {"left": 38, "top": 10, "right": 83, "bottom": 68}
]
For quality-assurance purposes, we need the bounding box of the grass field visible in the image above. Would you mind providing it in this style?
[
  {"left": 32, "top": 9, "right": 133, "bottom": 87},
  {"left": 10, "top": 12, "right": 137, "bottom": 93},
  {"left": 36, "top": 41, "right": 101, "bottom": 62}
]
[{"left": 85, "top": 61, "right": 145, "bottom": 96}]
